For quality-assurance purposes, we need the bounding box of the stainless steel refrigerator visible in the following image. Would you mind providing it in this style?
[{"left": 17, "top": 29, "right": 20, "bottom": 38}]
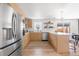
[{"left": 0, "top": 4, "right": 22, "bottom": 56}]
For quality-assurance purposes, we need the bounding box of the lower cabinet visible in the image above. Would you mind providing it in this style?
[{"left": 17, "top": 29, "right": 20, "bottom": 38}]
[
  {"left": 48, "top": 33, "right": 57, "bottom": 50},
  {"left": 48, "top": 33, "right": 69, "bottom": 55},
  {"left": 57, "top": 35, "right": 69, "bottom": 54},
  {"left": 30, "top": 32, "right": 42, "bottom": 41},
  {"left": 22, "top": 32, "right": 30, "bottom": 49}
]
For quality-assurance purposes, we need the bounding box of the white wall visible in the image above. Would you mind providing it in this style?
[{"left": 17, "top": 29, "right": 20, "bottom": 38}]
[
  {"left": 54, "top": 19, "right": 78, "bottom": 34},
  {"left": 33, "top": 21, "right": 43, "bottom": 32},
  {"left": 70, "top": 20, "right": 78, "bottom": 34}
]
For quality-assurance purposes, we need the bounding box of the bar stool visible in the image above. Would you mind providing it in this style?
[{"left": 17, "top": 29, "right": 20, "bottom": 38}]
[{"left": 72, "top": 35, "right": 79, "bottom": 53}]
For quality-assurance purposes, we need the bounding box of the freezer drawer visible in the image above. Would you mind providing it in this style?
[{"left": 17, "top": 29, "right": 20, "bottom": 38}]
[
  {"left": 0, "top": 41, "right": 21, "bottom": 56},
  {"left": 10, "top": 47, "right": 21, "bottom": 56}
]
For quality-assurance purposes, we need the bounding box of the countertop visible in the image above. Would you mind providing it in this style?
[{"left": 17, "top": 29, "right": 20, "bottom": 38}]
[
  {"left": 49, "top": 32, "right": 72, "bottom": 35},
  {"left": 26, "top": 32, "right": 74, "bottom": 35}
]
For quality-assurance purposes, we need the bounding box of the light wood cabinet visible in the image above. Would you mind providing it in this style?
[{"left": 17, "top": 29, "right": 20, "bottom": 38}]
[
  {"left": 57, "top": 35, "right": 69, "bottom": 54},
  {"left": 25, "top": 18, "right": 32, "bottom": 28},
  {"left": 30, "top": 32, "right": 42, "bottom": 41},
  {"left": 48, "top": 33, "right": 69, "bottom": 54},
  {"left": 22, "top": 32, "right": 30, "bottom": 49},
  {"left": 28, "top": 20, "right": 32, "bottom": 28},
  {"left": 48, "top": 33, "right": 57, "bottom": 50}
]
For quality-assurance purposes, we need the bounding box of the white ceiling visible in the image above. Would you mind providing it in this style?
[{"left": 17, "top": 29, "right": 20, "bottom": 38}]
[{"left": 18, "top": 3, "right": 79, "bottom": 19}]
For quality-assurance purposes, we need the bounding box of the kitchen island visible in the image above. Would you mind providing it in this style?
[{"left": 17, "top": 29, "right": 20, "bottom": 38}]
[{"left": 48, "top": 32, "right": 71, "bottom": 55}]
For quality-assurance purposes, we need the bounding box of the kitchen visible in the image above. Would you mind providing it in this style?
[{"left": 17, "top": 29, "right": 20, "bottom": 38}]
[
  {"left": 0, "top": 3, "right": 79, "bottom": 56},
  {"left": 22, "top": 18, "right": 79, "bottom": 56}
]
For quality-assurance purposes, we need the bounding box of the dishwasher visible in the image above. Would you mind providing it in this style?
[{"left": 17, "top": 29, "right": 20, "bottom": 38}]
[{"left": 42, "top": 32, "right": 48, "bottom": 41}]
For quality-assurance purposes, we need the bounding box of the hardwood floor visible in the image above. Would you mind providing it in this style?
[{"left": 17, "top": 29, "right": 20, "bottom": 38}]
[
  {"left": 21, "top": 41, "right": 61, "bottom": 56},
  {"left": 21, "top": 41, "right": 79, "bottom": 56}
]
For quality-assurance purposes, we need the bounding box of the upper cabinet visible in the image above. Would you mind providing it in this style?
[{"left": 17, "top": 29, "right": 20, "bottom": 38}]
[
  {"left": 28, "top": 19, "right": 32, "bottom": 28},
  {"left": 27, "top": 19, "right": 32, "bottom": 28},
  {"left": 24, "top": 18, "right": 32, "bottom": 29}
]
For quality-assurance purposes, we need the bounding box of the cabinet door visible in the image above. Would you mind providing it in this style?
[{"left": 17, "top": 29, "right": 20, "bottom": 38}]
[
  {"left": 48, "top": 33, "right": 53, "bottom": 46},
  {"left": 30, "top": 32, "right": 42, "bottom": 41},
  {"left": 51, "top": 34, "right": 57, "bottom": 50},
  {"left": 48, "top": 33, "right": 51, "bottom": 43},
  {"left": 22, "top": 33, "right": 30, "bottom": 49},
  {"left": 28, "top": 20, "right": 32, "bottom": 28},
  {"left": 48, "top": 33, "right": 57, "bottom": 50},
  {"left": 52, "top": 35, "right": 57, "bottom": 50},
  {"left": 57, "top": 35, "right": 69, "bottom": 54}
]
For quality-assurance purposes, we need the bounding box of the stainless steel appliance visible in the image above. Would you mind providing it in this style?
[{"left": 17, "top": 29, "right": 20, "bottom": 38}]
[
  {"left": 0, "top": 5, "right": 22, "bottom": 56},
  {"left": 42, "top": 32, "right": 48, "bottom": 41}
]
